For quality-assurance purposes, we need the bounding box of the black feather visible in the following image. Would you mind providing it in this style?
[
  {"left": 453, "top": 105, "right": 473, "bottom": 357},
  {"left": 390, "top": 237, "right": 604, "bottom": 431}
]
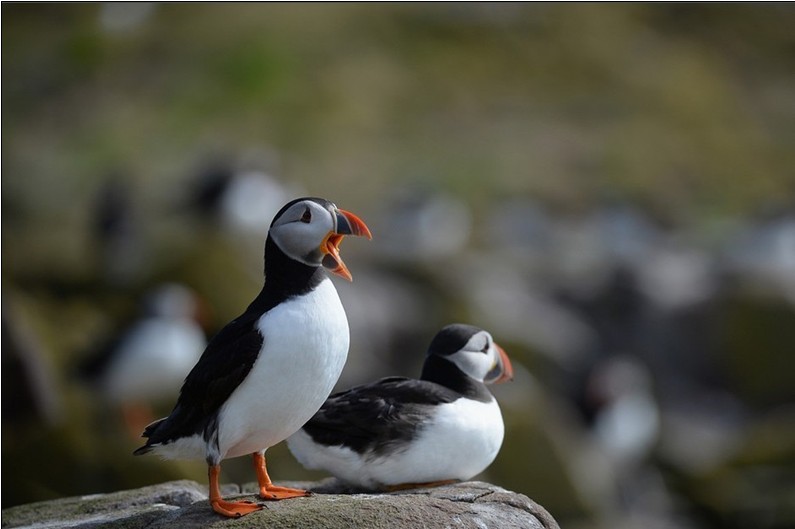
[
  {"left": 133, "top": 305, "right": 264, "bottom": 453},
  {"left": 301, "top": 377, "right": 462, "bottom": 455}
]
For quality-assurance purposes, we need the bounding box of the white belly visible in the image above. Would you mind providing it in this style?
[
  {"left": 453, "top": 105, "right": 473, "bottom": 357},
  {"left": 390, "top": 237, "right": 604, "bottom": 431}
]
[
  {"left": 103, "top": 318, "right": 205, "bottom": 403},
  {"left": 289, "top": 396, "right": 504, "bottom": 488},
  {"left": 218, "top": 279, "right": 350, "bottom": 459}
]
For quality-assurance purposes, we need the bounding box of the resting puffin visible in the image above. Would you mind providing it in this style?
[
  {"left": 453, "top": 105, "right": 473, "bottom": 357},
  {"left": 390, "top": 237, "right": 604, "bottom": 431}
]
[
  {"left": 287, "top": 323, "right": 513, "bottom": 490},
  {"left": 133, "top": 197, "right": 371, "bottom": 517}
]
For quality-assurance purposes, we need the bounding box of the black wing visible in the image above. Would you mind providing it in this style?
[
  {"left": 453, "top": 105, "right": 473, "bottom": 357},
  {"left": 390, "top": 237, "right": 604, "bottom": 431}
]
[
  {"left": 301, "top": 377, "right": 461, "bottom": 456},
  {"left": 134, "top": 310, "right": 263, "bottom": 450}
]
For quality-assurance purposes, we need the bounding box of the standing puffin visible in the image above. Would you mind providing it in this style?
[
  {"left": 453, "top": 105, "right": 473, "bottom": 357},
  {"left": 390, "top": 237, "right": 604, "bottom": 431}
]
[
  {"left": 134, "top": 197, "right": 371, "bottom": 517},
  {"left": 287, "top": 324, "right": 513, "bottom": 490}
]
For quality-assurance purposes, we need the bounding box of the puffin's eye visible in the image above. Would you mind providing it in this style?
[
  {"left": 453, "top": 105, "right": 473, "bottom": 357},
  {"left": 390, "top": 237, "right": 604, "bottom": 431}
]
[{"left": 300, "top": 207, "right": 312, "bottom": 223}]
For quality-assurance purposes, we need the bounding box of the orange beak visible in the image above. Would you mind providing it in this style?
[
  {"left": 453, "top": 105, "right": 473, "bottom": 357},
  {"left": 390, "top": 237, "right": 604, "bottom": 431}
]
[
  {"left": 321, "top": 208, "right": 372, "bottom": 281},
  {"left": 485, "top": 343, "right": 514, "bottom": 384}
]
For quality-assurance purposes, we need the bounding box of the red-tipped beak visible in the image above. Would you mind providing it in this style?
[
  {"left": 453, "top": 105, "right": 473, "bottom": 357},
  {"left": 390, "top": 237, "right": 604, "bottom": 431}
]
[
  {"left": 335, "top": 208, "right": 372, "bottom": 240},
  {"left": 321, "top": 208, "right": 372, "bottom": 281},
  {"left": 487, "top": 343, "right": 514, "bottom": 384}
]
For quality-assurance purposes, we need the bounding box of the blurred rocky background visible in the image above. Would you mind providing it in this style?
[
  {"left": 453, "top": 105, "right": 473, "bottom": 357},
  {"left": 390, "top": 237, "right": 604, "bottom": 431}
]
[{"left": 2, "top": 4, "right": 794, "bottom": 529}]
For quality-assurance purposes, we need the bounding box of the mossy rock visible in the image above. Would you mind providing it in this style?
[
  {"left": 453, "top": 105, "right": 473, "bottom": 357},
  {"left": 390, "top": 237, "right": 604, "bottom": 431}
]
[{"left": 1, "top": 479, "right": 559, "bottom": 529}]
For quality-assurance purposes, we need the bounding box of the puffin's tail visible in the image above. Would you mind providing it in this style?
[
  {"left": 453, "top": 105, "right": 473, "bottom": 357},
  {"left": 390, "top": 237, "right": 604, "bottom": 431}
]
[{"left": 132, "top": 417, "right": 167, "bottom": 456}]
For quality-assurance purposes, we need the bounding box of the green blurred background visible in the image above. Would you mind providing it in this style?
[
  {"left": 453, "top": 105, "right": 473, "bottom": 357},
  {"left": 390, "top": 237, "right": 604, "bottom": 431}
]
[{"left": 3, "top": 4, "right": 795, "bottom": 529}]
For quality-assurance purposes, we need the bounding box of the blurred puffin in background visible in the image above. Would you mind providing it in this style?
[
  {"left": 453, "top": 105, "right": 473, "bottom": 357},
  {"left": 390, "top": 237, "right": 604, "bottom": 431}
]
[
  {"left": 188, "top": 157, "right": 301, "bottom": 240},
  {"left": 80, "top": 283, "right": 207, "bottom": 435}
]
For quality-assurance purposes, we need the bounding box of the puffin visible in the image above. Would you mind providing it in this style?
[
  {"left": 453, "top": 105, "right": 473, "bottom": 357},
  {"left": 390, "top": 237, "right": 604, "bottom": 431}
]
[
  {"left": 80, "top": 283, "right": 207, "bottom": 435},
  {"left": 287, "top": 323, "right": 513, "bottom": 490},
  {"left": 133, "top": 197, "right": 371, "bottom": 517}
]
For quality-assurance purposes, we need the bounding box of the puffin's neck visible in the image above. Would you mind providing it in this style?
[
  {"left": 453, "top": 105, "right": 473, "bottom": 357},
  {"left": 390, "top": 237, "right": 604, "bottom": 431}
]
[
  {"left": 420, "top": 354, "right": 493, "bottom": 403},
  {"left": 247, "top": 236, "right": 328, "bottom": 314}
]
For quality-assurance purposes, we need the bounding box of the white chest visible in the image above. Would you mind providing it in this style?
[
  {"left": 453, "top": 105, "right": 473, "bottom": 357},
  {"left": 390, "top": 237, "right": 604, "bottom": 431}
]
[
  {"left": 367, "top": 396, "right": 505, "bottom": 486},
  {"left": 290, "top": 395, "right": 505, "bottom": 488},
  {"left": 219, "top": 279, "right": 350, "bottom": 458}
]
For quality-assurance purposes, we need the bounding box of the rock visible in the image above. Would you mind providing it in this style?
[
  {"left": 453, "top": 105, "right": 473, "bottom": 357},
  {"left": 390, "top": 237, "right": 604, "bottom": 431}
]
[{"left": 2, "top": 479, "right": 559, "bottom": 529}]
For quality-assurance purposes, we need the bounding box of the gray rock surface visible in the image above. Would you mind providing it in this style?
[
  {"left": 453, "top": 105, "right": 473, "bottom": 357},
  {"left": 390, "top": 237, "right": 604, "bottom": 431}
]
[{"left": 2, "top": 479, "right": 559, "bottom": 529}]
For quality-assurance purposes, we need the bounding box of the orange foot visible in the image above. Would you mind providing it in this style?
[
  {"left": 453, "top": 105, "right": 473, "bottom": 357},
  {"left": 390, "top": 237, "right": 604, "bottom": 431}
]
[
  {"left": 252, "top": 452, "right": 310, "bottom": 500},
  {"left": 208, "top": 464, "right": 262, "bottom": 518},
  {"left": 259, "top": 484, "right": 311, "bottom": 500},
  {"left": 211, "top": 498, "right": 262, "bottom": 518}
]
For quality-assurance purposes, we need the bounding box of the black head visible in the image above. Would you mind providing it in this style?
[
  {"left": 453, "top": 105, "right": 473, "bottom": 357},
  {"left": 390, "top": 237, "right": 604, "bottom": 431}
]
[
  {"left": 268, "top": 197, "right": 371, "bottom": 281},
  {"left": 426, "top": 324, "right": 513, "bottom": 384}
]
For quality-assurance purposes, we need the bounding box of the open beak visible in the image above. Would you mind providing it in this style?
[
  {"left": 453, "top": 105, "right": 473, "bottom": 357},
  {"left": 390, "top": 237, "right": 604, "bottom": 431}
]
[
  {"left": 485, "top": 343, "right": 514, "bottom": 385},
  {"left": 321, "top": 208, "right": 372, "bottom": 281}
]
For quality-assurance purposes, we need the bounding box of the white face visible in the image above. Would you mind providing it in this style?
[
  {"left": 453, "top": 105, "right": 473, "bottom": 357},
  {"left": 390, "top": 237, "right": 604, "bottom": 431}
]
[
  {"left": 446, "top": 330, "right": 504, "bottom": 383},
  {"left": 269, "top": 200, "right": 336, "bottom": 266}
]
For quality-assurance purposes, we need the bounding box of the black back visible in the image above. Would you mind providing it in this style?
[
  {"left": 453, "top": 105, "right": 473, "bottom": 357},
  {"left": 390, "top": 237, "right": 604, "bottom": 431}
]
[{"left": 301, "top": 377, "right": 461, "bottom": 456}]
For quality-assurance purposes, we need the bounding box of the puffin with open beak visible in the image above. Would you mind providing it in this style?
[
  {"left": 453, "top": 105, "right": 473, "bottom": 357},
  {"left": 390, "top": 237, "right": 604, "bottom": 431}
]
[
  {"left": 134, "top": 197, "right": 371, "bottom": 517},
  {"left": 287, "top": 324, "right": 513, "bottom": 490}
]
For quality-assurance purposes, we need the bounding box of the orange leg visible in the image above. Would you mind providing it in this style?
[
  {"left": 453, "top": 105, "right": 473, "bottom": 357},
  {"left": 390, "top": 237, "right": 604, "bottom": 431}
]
[
  {"left": 253, "top": 452, "right": 310, "bottom": 500},
  {"left": 384, "top": 479, "right": 458, "bottom": 492},
  {"left": 208, "top": 464, "right": 262, "bottom": 517}
]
